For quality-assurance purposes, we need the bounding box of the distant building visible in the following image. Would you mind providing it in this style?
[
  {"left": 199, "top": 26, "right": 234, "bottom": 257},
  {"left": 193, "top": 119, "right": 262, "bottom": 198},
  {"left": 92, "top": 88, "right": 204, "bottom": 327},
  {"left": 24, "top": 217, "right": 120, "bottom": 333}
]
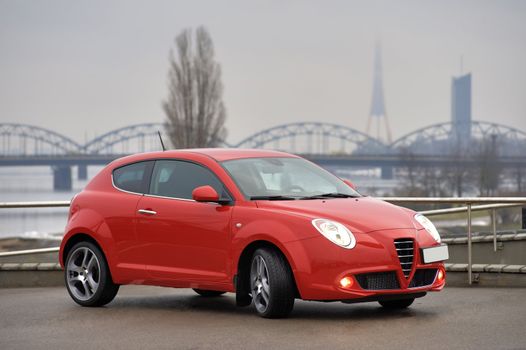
[{"left": 451, "top": 73, "right": 472, "bottom": 140}]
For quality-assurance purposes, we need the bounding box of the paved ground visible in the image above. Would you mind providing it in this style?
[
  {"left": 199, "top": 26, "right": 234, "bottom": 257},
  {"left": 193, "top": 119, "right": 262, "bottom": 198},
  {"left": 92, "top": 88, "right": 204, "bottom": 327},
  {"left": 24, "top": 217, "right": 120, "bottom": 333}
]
[{"left": 1, "top": 286, "right": 525, "bottom": 350}]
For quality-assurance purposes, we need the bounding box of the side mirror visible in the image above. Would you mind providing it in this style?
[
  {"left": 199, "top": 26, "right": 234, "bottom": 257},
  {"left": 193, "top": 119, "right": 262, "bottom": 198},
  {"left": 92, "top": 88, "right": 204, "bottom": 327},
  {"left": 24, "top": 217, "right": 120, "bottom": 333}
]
[
  {"left": 342, "top": 179, "right": 357, "bottom": 190},
  {"left": 192, "top": 185, "right": 220, "bottom": 203}
]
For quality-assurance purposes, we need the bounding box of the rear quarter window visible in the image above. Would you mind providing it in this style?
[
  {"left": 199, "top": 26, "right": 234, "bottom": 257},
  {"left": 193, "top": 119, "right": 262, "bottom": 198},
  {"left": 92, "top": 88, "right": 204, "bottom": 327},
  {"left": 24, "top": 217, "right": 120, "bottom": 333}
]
[{"left": 112, "top": 161, "right": 153, "bottom": 194}]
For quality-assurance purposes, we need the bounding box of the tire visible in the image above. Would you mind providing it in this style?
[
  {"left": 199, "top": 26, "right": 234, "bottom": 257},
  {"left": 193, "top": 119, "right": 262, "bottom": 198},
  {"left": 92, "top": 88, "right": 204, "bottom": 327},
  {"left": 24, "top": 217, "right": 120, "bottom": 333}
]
[
  {"left": 250, "top": 248, "right": 295, "bottom": 318},
  {"left": 378, "top": 298, "right": 415, "bottom": 309},
  {"left": 65, "top": 241, "right": 119, "bottom": 307},
  {"left": 192, "top": 289, "right": 226, "bottom": 297}
]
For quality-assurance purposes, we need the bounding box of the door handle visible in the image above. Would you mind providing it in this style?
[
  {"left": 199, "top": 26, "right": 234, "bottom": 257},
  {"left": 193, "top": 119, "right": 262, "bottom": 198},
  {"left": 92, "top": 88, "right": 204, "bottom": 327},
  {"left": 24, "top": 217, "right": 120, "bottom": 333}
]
[{"left": 138, "top": 209, "right": 157, "bottom": 215}]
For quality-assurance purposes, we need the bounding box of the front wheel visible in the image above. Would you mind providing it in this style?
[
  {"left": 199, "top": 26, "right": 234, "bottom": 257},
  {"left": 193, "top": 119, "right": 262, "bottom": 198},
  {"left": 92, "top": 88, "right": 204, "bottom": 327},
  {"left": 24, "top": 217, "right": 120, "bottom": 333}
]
[
  {"left": 378, "top": 298, "right": 415, "bottom": 309},
  {"left": 250, "top": 248, "right": 295, "bottom": 318},
  {"left": 65, "top": 241, "right": 119, "bottom": 307}
]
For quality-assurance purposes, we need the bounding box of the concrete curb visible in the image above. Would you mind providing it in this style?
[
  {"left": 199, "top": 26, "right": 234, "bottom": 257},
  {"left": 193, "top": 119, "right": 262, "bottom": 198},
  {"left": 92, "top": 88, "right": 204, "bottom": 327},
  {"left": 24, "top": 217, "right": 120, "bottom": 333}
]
[
  {"left": 444, "top": 263, "right": 526, "bottom": 287},
  {"left": 0, "top": 263, "right": 63, "bottom": 288},
  {"left": 444, "top": 272, "right": 526, "bottom": 288},
  {"left": 0, "top": 262, "right": 62, "bottom": 271}
]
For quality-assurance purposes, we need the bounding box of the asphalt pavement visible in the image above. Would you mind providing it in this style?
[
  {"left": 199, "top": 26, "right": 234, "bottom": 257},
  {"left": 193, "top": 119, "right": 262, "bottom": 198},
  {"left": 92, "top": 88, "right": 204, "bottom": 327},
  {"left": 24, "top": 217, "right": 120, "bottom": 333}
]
[{"left": 1, "top": 285, "right": 525, "bottom": 350}]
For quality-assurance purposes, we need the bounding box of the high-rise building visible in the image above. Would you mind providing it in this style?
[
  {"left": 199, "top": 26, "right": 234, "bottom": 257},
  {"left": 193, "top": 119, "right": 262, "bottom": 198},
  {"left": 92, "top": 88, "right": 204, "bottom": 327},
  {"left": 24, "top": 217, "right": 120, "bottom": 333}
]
[{"left": 451, "top": 73, "right": 472, "bottom": 140}]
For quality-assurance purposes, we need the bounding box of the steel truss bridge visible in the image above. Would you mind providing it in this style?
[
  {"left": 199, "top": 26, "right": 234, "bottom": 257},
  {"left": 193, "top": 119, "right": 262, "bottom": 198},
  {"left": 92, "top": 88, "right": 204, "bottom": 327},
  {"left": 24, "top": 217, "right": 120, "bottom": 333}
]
[{"left": 1, "top": 121, "right": 526, "bottom": 190}]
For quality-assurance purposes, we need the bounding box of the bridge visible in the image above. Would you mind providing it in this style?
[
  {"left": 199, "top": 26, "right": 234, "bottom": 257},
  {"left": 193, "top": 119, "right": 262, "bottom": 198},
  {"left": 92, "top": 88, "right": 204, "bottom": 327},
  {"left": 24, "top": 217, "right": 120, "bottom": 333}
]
[{"left": 1, "top": 121, "right": 526, "bottom": 190}]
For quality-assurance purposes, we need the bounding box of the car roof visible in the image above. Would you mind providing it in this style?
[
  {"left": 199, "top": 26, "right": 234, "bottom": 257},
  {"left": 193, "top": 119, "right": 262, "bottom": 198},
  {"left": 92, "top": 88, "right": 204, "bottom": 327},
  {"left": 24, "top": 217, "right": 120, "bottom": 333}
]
[
  {"left": 115, "top": 148, "right": 298, "bottom": 164},
  {"left": 185, "top": 148, "right": 298, "bottom": 161}
]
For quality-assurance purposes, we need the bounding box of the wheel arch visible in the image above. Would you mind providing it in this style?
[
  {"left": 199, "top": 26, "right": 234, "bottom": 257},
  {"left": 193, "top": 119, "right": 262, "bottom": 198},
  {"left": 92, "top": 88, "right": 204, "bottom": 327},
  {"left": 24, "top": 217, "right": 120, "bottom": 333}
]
[
  {"left": 61, "top": 232, "right": 121, "bottom": 285},
  {"left": 60, "top": 205, "right": 118, "bottom": 272},
  {"left": 235, "top": 239, "right": 301, "bottom": 303},
  {"left": 60, "top": 233, "right": 105, "bottom": 268}
]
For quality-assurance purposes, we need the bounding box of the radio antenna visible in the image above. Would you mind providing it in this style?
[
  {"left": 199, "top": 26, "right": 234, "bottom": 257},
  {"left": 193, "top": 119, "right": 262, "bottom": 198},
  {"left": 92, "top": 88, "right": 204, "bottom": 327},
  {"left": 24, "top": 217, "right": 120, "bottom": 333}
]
[{"left": 157, "top": 131, "right": 166, "bottom": 151}]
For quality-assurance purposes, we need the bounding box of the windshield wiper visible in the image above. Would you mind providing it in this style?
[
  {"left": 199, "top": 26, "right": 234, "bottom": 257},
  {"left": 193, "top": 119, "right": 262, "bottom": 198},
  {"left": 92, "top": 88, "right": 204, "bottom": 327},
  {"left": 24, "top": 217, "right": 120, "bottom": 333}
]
[
  {"left": 301, "top": 193, "right": 359, "bottom": 200},
  {"left": 250, "top": 195, "right": 297, "bottom": 201}
]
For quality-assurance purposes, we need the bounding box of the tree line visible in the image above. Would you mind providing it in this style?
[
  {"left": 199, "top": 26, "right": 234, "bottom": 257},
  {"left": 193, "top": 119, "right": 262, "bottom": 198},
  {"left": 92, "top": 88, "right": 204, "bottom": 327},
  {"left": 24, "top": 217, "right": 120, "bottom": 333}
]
[{"left": 393, "top": 136, "right": 525, "bottom": 197}]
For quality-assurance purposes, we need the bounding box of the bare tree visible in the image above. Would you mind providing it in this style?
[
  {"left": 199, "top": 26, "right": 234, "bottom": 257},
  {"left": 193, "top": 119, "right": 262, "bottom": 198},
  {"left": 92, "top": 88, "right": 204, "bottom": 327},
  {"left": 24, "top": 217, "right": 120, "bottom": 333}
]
[
  {"left": 163, "top": 26, "right": 227, "bottom": 148},
  {"left": 477, "top": 134, "right": 500, "bottom": 196},
  {"left": 443, "top": 137, "right": 472, "bottom": 197},
  {"left": 515, "top": 166, "right": 524, "bottom": 193}
]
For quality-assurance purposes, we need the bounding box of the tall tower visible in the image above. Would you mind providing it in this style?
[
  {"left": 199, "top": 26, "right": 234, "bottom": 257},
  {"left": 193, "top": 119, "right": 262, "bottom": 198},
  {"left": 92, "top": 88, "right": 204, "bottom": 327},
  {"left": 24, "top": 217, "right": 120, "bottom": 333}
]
[
  {"left": 366, "top": 42, "right": 392, "bottom": 143},
  {"left": 451, "top": 73, "right": 472, "bottom": 141}
]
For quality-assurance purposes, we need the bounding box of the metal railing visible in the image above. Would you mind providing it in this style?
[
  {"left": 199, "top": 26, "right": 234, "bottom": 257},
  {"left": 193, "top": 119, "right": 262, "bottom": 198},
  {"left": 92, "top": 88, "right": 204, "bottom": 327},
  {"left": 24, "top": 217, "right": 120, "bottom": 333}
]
[
  {"left": 0, "top": 247, "right": 59, "bottom": 257},
  {"left": 1, "top": 198, "right": 526, "bottom": 284},
  {"left": 0, "top": 201, "right": 70, "bottom": 208},
  {"left": 377, "top": 197, "right": 526, "bottom": 284},
  {"left": 421, "top": 203, "right": 523, "bottom": 254},
  {"left": 0, "top": 201, "right": 68, "bottom": 258}
]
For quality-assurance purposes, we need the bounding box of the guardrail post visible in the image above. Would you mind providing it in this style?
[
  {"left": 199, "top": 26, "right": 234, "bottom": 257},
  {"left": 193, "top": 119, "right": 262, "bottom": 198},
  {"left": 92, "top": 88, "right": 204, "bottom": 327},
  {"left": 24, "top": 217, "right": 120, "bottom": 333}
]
[
  {"left": 468, "top": 203, "right": 473, "bottom": 285},
  {"left": 523, "top": 207, "right": 526, "bottom": 230},
  {"left": 492, "top": 208, "right": 497, "bottom": 252}
]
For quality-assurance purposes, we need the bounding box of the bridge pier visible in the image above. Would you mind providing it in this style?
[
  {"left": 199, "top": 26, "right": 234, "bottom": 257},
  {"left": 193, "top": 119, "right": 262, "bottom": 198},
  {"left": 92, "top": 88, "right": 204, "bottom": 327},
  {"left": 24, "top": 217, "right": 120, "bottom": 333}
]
[
  {"left": 52, "top": 166, "right": 72, "bottom": 191},
  {"left": 381, "top": 166, "right": 393, "bottom": 180},
  {"left": 77, "top": 164, "right": 87, "bottom": 180}
]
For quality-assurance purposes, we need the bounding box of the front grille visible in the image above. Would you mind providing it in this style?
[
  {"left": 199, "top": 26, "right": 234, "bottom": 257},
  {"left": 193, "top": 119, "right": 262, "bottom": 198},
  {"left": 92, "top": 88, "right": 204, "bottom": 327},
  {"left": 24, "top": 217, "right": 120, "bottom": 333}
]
[
  {"left": 355, "top": 272, "right": 400, "bottom": 290},
  {"left": 409, "top": 269, "right": 438, "bottom": 288},
  {"left": 394, "top": 239, "right": 414, "bottom": 278}
]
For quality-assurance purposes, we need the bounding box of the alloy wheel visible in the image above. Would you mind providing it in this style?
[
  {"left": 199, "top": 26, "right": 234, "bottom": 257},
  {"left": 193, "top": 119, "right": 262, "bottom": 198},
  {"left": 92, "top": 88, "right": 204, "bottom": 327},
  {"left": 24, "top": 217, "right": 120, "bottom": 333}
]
[
  {"left": 250, "top": 255, "right": 271, "bottom": 313},
  {"left": 66, "top": 247, "right": 101, "bottom": 301}
]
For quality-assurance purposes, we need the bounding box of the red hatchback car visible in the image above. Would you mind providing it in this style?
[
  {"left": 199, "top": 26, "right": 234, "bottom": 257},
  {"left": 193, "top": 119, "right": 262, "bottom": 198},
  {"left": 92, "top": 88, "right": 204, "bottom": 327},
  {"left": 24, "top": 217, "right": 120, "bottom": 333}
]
[{"left": 60, "top": 149, "right": 448, "bottom": 318}]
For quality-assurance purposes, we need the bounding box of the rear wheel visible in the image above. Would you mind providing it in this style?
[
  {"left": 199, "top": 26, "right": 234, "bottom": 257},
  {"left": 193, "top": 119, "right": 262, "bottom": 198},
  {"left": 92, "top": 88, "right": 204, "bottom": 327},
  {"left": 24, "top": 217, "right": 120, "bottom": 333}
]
[
  {"left": 65, "top": 241, "right": 119, "bottom": 307},
  {"left": 378, "top": 298, "right": 415, "bottom": 309},
  {"left": 250, "top": 248, "right": 295, "bottom": 318},
  {"left": 192, "top": 289, "right": 226, "bottom": 297}
]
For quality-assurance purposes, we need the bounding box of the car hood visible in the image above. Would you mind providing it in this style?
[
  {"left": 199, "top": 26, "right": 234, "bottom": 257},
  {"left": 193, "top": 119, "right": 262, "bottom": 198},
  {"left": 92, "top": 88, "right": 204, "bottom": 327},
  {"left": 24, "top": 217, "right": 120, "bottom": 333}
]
[{"left": 255, "top": 197, "right": 417, "bottom": 233}]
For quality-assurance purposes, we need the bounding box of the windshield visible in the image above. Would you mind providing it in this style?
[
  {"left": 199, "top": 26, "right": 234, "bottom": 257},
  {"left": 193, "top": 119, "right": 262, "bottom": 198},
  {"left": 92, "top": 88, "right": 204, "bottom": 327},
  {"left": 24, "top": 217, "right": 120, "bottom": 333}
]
[{"left": 222, "top": 157, "right": 360, "bottom": 199}]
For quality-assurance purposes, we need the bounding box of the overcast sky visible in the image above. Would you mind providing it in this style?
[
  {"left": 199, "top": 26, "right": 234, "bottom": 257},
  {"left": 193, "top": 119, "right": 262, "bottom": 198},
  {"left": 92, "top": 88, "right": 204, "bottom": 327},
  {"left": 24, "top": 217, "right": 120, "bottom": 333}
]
[{"left": 1, "top": 0, "right": 525, "bottom": 144}]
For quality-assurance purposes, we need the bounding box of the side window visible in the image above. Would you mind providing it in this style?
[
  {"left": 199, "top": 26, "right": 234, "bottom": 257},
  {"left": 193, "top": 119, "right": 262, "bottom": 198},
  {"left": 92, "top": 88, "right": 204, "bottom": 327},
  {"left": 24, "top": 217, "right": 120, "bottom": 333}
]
[
  {"left": 112, "top": 161, "right": 152, "bottom": 194},
  {"left": 149, "top": 160, "right": 231, "bottom": 201}
]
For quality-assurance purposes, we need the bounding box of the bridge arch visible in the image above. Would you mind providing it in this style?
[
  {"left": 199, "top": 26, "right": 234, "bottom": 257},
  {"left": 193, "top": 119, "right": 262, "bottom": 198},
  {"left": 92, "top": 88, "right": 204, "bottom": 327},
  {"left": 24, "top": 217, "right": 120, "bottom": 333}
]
[
  {"left": 390, "top": 120, "right": 526, "bottom": 156},
  {"left": 83, "top": 123, "right": 169, "bottom": 154},
  {"left": 0, "top": 123, "right": 82, "bottom": 156},
  {"left": 233, "top": 122, "right": 388, "bottom": 154}
]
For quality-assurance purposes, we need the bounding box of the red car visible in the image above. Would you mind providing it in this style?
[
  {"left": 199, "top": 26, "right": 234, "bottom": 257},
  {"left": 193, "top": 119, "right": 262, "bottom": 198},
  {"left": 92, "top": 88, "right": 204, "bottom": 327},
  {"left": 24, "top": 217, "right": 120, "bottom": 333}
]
[{"left": 59, "top": 149, "right": 448, "bottom": 318}]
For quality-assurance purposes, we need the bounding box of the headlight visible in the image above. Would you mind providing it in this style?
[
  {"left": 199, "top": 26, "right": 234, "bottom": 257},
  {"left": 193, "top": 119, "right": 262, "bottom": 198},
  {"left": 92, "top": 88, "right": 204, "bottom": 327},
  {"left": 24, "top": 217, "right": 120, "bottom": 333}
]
[
  {"left": 311, "top": 219, "right": 356, "bottom": 249},
  {"left": 414, "top": 214, "right": 441, "bottom": 243}
]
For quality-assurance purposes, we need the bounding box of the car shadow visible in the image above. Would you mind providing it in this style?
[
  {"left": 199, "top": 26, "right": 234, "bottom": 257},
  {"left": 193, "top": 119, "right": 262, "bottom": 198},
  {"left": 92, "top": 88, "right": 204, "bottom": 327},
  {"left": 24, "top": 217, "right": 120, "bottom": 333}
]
[{"left": 106, "top": 292, "right": 438, "bottom": 321}]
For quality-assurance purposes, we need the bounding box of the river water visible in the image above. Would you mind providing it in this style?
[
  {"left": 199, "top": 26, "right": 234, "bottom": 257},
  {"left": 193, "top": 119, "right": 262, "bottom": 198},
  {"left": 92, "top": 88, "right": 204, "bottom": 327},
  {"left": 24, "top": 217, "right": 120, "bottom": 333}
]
[{"left": 0, "top": 166, "right": 104, "bottom": 239}]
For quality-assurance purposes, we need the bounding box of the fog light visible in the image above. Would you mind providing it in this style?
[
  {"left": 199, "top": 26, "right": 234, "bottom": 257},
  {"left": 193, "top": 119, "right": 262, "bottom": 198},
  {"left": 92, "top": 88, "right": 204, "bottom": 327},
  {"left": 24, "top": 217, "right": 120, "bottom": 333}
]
[
  {"left": 339, "top": 276, "right": 353, "bottom": 288},
  {"left": 437, "top": 269, "right": 445, "bottom": 283}
]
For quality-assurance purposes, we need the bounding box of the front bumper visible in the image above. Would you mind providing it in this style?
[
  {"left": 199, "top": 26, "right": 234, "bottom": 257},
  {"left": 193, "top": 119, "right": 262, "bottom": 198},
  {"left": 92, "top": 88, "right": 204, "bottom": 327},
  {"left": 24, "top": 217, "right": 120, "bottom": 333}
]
[{"left": 284, "top": 229, "right": 447, "bottom": 301}]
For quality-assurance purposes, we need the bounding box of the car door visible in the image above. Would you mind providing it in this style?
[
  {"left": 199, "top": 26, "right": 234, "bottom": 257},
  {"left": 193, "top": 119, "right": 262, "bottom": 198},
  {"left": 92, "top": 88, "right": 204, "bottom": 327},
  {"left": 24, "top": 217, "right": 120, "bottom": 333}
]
[
  {"left": 135, "top": 159, "right": 233, "bottom": 284},
  {"left": 109, "top": 160, "right": 153, "bottom": 281}
]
